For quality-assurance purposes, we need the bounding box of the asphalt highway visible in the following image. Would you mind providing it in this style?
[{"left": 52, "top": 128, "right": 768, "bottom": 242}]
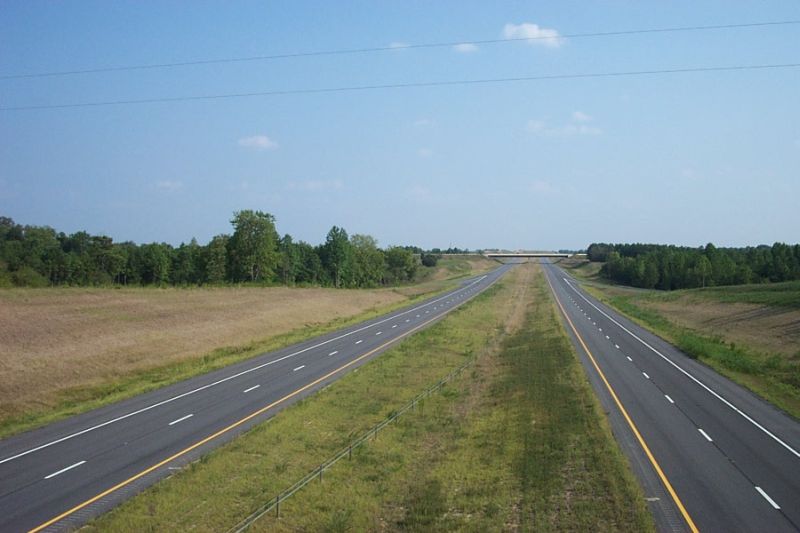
[
  {"left": 542, "top": 260, "right": 800, "bottom": 532},
  {"left": 0, "top": 264, "right": 512, "bottom": 532}
]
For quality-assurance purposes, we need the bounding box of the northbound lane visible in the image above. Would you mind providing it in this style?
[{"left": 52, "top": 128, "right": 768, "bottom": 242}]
[{"left": 543, "top": 260, "right": 800, "bottom": 532}]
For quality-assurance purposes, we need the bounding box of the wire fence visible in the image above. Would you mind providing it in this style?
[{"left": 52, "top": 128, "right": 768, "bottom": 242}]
[{"left": 226, "top": 356, "right": 477, "bottom": 533}]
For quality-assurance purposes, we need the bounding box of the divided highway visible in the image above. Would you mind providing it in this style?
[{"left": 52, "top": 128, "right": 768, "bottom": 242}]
[
  {"left": 0, "top": 264, "right": 512, "bottom": 532},
  {"left": 543, "top": 261, "right": 800, "bottom": 532}
]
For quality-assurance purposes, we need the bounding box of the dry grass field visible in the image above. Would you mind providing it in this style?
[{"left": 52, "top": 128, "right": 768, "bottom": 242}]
[{"left": 0, "top": 286, "right": 404, "bottom": 427}]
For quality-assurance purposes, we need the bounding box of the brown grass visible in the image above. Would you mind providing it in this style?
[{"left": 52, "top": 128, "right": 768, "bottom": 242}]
[{"left": 0, "top": 286, "right": 409, "bottom": 424}]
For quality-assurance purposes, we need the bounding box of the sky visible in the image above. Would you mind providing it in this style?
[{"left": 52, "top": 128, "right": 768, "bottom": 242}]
[{"left": 1, "top": 1, "right": 798, "bottom": 251}]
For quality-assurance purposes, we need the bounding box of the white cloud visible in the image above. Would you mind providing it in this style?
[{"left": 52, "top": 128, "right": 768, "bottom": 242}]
[
  {"left": 503, "top": 23, "right": 564, "bottom": 48},
  {"left": 572, "top": 111, "right": 592, "bottom": 122},
  {"left": 155, "top": 180, "right": 182, "bottom": 191},
  {"left": 526, "top": 113, "right": 602, "bottom": 137},
  {"left": 238, "top": 135, "right": 278, "bottom": 151},
  {"left": 417, "top": 148, "right": 434, "bottom": 158},
  {"left": 286, "top": 179, "right": 343, "bottom": 192},
  {"left": 389, "top": 42, "right": 409, "bottom": 51},
  {"left": 453, "top": 43, "right": 478, "bottom": 53}
]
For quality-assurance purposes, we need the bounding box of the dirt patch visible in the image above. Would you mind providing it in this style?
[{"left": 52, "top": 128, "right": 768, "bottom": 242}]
[
  {"left": 643, "top": 298, "right": 800, "bottom": 358},
  {"left": 0, "top": 286, "right": 407, "bottom": 420}
]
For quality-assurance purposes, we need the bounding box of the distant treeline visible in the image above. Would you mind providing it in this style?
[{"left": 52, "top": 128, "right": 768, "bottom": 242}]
[
  {"left": 587, "top": 242, "right": 800, "bottom": 290},
  {"left": 0, "top": 212, "right": 454, "bottom": 288}
]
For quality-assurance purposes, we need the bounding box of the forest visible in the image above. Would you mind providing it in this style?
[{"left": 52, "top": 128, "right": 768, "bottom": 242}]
[
  {"left": 587, "top": 242, "right": 800, "bottom": 290},
  {"left": 0, "top": 211, "right": 451, "bottom": 288}
]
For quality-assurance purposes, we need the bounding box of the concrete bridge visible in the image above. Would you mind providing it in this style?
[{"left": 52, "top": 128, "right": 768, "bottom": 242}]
[{"left": 483, "top": 252, "right": 583, "bottom": 259}]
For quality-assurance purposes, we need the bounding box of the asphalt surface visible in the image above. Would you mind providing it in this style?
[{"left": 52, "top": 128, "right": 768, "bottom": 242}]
[
  {"left": 542, "top": 260, "right": 800, "bottom": 532},
  {"left": 0, "top": 264, "right": 512, "bottom": 532}
]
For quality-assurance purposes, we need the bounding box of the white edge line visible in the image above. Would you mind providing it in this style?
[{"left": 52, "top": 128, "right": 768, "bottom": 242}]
[
  {"left": 755, "top": 486, "right": 781, "bottom": 509},
  {"left": 0, "top": 271, "right": 497, "bottom": 465},
  {"left": 44, "top": 460, "right": 86, "bottom": 480},
  {"left": 168, "top": 414, "right": 194, "bottom": 426},
  {"left": 698, "top": 428, "right": 713, "bottom": 442},
  {"left": 559, "top": 274, "right": 800, "bottom": 460}
]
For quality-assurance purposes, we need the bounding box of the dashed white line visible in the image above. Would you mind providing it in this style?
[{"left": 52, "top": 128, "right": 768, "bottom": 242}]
[
  {"left": 642, "top": 372, "right": 650, "bottom": 380},
  {"left": 243, "top": 385, "right": 260, "bottom": 393},
  {"left": 328, "top": 351, "right": 338, "bottom": 356},
  {"left": 375, "top": 331, "right": 382, "bottom": 336},
  {"left": 392, "top": 324, "right": 397, "bottom": 328},
  {"left": 293, "top": 365, "right": 305, "bottom": 372},
  {"left": 605, "top": 335, "right": 610, "bottom": 339},
  {"left": 698, "top": 428, "right": 713, "bottom": 442},
  {"left": 665, "top": 394, "right": 675, "bottom": 404},
  {"left": 755, "top": 486, "right": 781, "bottom": 509},
  {"left": 44, "top": 460, "right": 86, "bottom": 480},
  {"left": 614, "top": 344, "right": 620, "bottom": 349},
  {"left": 561, "top": 275, "right": 800, "bottom": 460},
  {"left": 355, "top": 340, "right": 363, "bottom": 345},
  {"left": 168, "top": 414, "right": 194, "bottom": 426},
  {"left": 405, "top": 319, "right": 410, "bottom": 322},
  {"left": 598, "top": 327, "right": 602, "bottom": 332},
  {"left": 627, "top": 356, "right": 633, "bottom": 362}
]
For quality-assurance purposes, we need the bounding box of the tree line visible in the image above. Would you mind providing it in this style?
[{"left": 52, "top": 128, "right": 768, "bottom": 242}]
[
  {"left": 0, "top": 211, "right": 441, "bottom": 288},
  {"left": 587, "top": 242, "right": 800, "bottom": 290}
]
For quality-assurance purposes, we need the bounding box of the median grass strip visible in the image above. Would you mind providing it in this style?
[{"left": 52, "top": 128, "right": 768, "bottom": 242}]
[
  {"left": 87, "top": 264, "right": 652, "bottom": 532},
  {"left": 581, "top": 282, "right": 800, "bottom": 419}
]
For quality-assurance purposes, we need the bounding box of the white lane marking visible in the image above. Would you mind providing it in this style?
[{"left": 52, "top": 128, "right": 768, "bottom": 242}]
[
  {"left": 392, "top": 325, "right": 397, "bottom": 328},
  {"left": 605, "top": 335, "right": 610, "bottom": 339},
  {"left": 293, "top": 365, "right": 305, "bottom": 372},
  {"left": 561, "top": 275, "right": 800, "bottom": 460},
  {"left": 425, "top": 310, "right": 430, "bottom": 314},
  {"left": 355, "top": 340, "right": 363, "bottom": 345},
  {"left": 416, "top": 314, "right": 420, "bottom": 318},
  {"left": 375, "top": 331, "right": 382, "bottom": 336},
  {"left": 0, "top": 273, "right": 493, "bottom": 466},
  {"left": 642, "top": 372, "right": 650, "bottom": 380},
  {"left": 615, "top": 344, "right": 620, "bottom": 349},
  {"left": 243, "top": 385, "right": 260, "bottom": 393},
  {"left": 698, "top": 428, "right": 713, "bottom": 442},
  {"left": 598, "top": 327, "right": 602, "bottom": 332},
  {"left": 168, "top": 414, "right": 194, "bottom": 426},
  {"left": 44, "top": 460, "right": 86, "bottom": 480},
  {"left": 627, "top": 356, "right": 633, "bottom": 362},
  {"left": 406, "top": 319, "right": 410, "bottom": 322},
  {"left": 755, "top": 486, "right": 781, "bottom": 509},
  {"left": 665, "top": 394, "right": 675, "bottom": 404},
  {"left": 328, "top": 351, "right": 338, "bottom": 356}
]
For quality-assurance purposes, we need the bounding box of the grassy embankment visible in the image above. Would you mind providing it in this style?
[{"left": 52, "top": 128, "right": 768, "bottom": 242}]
[
  {"left": 561, "top": 258, "right": 800, "bottom": 419},
  {"left": 0, "top": 257, "right": 498, "bottom": 439},
  {"left": 87, "top": 263, "right": 652, "bottom": 532}
]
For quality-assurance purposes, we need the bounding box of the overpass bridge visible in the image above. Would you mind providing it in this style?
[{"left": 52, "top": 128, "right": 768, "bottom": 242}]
[{"left": 483, "top": 252, "right": 584, "bottom": 259}]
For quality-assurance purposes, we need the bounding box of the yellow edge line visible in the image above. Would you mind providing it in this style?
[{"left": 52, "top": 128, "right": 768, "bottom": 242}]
[
  {"left": 29, "top": 301, "right": 468, "bottom": 533},
  {"left": 544, "top": 272, "right": 700, "bottom": 533}
]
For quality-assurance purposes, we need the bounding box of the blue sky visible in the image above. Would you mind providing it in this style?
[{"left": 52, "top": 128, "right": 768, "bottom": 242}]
[{"left": 1, "top": 1, "right": 798, "bottom": 250}]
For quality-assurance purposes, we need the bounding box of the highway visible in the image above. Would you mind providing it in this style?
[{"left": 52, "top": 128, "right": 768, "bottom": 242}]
[
  {"left": 0, "top": 264, "right": 512, "bottom": 532},
  {"left": 542, "top": 260, "right": 800, "bottom": 532}
]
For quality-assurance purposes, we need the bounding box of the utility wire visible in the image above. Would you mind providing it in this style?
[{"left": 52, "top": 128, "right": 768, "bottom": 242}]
[
  {"left": 1, "top": 20, "right": 798, "bottom": 80},
  {"left": 2, "top": 63, "right": 798, "bottom": 111}
]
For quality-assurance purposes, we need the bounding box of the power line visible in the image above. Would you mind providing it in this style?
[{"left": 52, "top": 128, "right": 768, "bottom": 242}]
[
  {"left": 2, "top": 62, "right": 797, "bottom": 111},
  {"left": 2, "top": 20, "right": 798, "bottom": 80}
]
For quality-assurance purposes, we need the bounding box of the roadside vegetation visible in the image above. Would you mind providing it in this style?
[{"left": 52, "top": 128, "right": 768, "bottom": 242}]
[
  {"left": 0, "top": 257, "right": 493, "bottom": 439},
  {"left": 86, "top": 264, "right": 652, "bottom": 532},
  {"left": 563, "top": 258, "right": 800, "bottom": 418},
  {"left": 0, "top": 212, "right": 480, "bottom": 289}
]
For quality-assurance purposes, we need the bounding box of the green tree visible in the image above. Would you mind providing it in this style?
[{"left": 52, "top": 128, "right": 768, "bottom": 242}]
[
  {"left": 321, "top": 226, "right": 352, "bottom": 288},
  {"left": 350, "top": 234, "right": 385, "bottom": 287},
  {"left": 385, "top": 246, "right": 417, "bottom": 283},
  {"left": 202, "top": 235, "right": 229, "bottom": 283},
  {"left": 227, "top": 210, "right": 279, "bottom": 282}
]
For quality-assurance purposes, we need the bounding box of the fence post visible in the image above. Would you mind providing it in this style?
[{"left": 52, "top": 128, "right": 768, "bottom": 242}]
[
  {"left": 349, "top": 445, "right": 352, "bottom": 460},
  {"left": 275, "top": 495, "right": 280, "bottom": 518}
]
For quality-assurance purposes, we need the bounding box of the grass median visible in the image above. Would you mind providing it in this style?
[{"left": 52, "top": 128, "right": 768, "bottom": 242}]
[{"left": 87, "top": 263, "right": 652, "bottom": 532}]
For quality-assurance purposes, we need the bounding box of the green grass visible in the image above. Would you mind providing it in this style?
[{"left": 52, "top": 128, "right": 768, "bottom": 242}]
[
  {"left": 656, "top": 280, "right": 800, "bottom": 309},
  {"left": 585, "top": 288, "right": 800, "bottom": 419},
  {"left": 0, "top": 282, "right": 455, "bottom": 440},
  {"left": 87, "top": 265, "right": 652, "bottom": 532}
]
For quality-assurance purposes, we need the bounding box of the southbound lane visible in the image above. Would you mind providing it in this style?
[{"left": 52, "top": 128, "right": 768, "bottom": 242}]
[
  {"left": 0, "top": 264, "right": 512, "bottom": 532},
  {"left": 542, "top": 260, "right": 800, "bottom": 532}
]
